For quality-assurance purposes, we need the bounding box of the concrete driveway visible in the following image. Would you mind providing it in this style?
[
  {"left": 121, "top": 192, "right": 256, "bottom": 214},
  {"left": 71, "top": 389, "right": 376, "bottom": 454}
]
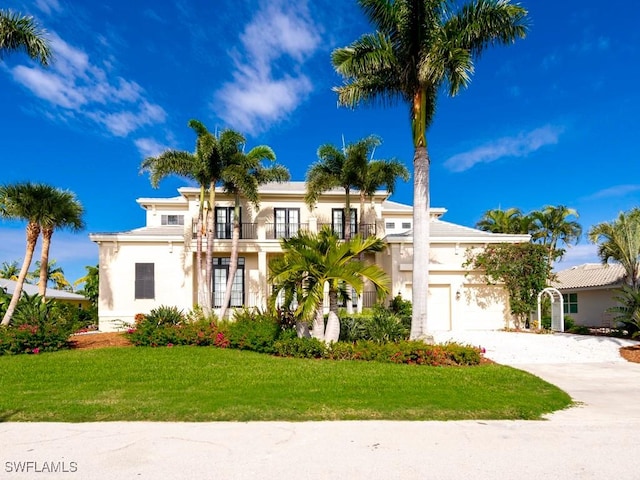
[{"left": 1, "top": 332, "right": 639, "bottom": 480}]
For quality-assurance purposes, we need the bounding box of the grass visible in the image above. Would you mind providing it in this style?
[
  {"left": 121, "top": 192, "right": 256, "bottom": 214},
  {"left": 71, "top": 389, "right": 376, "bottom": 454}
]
[{"left": 0, "top": 346, "right": 572, "bottom": 422}]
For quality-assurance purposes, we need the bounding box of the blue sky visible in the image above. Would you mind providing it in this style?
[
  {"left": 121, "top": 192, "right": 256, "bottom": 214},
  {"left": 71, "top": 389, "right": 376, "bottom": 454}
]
[{"left": 1, "top": 0, "right": 639, "bottom": 286}]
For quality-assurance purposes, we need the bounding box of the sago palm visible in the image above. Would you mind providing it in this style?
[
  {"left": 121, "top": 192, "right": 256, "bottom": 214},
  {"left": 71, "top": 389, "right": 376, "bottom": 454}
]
[{"left": 332, "top": 0, "right": 528, "bottom": 338}]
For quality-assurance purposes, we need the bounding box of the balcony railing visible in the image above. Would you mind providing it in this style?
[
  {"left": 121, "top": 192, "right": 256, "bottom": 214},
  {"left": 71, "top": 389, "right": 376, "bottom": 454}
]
[
  {"left": 317, "top": 223, "right": 377, "bottom": 240},
  {"left": 265, "top": 223, "right": 309, "bottom": 240},
  {"left": 192, "top": 221, "right": 257, "bottom": 240}
]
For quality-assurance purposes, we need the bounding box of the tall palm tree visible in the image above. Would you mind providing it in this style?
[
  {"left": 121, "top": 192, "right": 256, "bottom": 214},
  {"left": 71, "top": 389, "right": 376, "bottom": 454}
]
[
  {"left": 306, "top": 137, "right": 373, "bottom": 241},
  {"left": 0, "top": 261, "right": 20, "bottom": 280},
  {"left": 269, "top": 227, "right": 389, "bottom": 342},
  {"left": 476, "top": 207, "right": 529, "bottom": 234},
  {"left": 141, "top": 119, "right": 224, "bottom": 312},
  {"left": 217, "top": 132, "right": 290, "bottom": 320},
  {"left": 0, "top": 10, "right": 52, "bottom": 66},
  {"left": 530, "top": 205, "right": 582, "bottom": 266},
  {"left": 332, "top": 0, "right": 528, "bottom": 339},
  {"left": 589, "top": 208, "right": 640, "bottom": 288},
  {"left": 0, "top": 182, "right": 69, "bottom": 325},
  {"left": 36, "top": 190, "right": 84, "bottom": 298},
  {"left": 30, "top": 259, "right": 74, "bottom": 292}
]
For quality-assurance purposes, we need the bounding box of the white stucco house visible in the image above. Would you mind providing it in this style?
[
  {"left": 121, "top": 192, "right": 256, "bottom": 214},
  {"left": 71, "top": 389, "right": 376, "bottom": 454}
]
[
  {"left": 551, "top": 263, "right": 626, "bottom": 327},
  {"left": 89, "top": 182, "right": 529, "bottom": 332}
]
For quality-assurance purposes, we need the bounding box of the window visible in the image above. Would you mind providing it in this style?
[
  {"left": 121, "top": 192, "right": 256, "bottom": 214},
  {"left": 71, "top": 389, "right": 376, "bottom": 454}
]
[
  {"left": 332, "top": 208, "right": 357, "bottom": 239},
  {"left": 161, "top": 214, "right": 184, "bottom": 226},
  {"left": 562, "top": 293, "right": 578, "bottom": 314},
  {"left": 215, "top": 207, "right": 240, "bottom": 239},
  {"left": 213, "top": 257, "right": 245, "bottom": 308},
  {"left": 274, "top": 208, "right": 300, "bottom": 239},
  {"left": 402, "top": 222, "right": 411, "bottom": 229},
  {"left": 135, "top": 263, "right": 154, "bottom": 299},
  {"left": 385, "top": 222, "right": 395, "bottom": 229},
  {"left": 337, "top": 285, "right": 358, "bottom": 308}
]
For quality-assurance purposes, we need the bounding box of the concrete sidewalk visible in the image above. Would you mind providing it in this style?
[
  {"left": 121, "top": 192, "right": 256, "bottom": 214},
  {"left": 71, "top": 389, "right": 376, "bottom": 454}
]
[{"left": 2, "top": 333, "right": 640, "bottom": 480}]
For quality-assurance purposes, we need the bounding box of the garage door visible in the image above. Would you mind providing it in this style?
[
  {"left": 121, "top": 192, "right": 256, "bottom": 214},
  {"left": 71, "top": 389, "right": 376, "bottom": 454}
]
[{"left": 427, "top": 284, "right": 451, "bottom": 331}]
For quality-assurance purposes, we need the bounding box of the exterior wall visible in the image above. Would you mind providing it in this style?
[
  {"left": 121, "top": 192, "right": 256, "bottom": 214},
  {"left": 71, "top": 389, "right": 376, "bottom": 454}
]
[
  {"left": 97, "top": 241, "right": 193, "bottom": 331},
  {"left": 563, "top": 287, "right": 620, "bottom": 327}
]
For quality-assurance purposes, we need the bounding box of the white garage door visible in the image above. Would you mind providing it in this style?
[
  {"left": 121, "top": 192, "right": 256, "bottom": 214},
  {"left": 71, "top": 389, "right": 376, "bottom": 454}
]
[{"left": 427, "top": 284, "right": 451, "bottom": 331}]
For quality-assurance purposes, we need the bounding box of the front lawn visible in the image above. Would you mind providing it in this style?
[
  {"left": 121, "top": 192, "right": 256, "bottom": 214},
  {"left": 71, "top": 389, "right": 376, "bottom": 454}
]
[{"left": 0, "top": 346, "right": 571, "bottom": 422}]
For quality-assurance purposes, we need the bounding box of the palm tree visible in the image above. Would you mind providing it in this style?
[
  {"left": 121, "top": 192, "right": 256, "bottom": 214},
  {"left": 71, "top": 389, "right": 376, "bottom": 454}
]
[
  {"left": 588, "top": 208, "right": 640, "bottom": 288},
  {"left": 0, "top": 182, "right": 69, "bottom": 325},
  {"left": 141, "top": 119, "right": 224, "bottom": 312},
  {"left": 306, "top": 137, "right": 370, "bottom": 241},
  {"left": 30, "top": 259, "right": 74, "bottom": 292},
  {"left": 0, "top": 10, "right": 52, "bottom": 66},
  {"left": 0, "top": 261, "right": 20, "bottom": 280},
  {"left": 530, "top": 205, "right": 582, "bottom": 266},
  {"left": 476, "top": 207, "right": 530, "bottom": 234},
  {"left": 36, "top": 190, "right": 84, "bottom": 298},
  {"left": 270, "top": 228, "right": 389, "bottom": 342},
  {"left": 332, "top": 0, "right": 528, "bottom": 339},
  {"left": 217, "top": 132, "right": 290, "bottom": 320},
  {"left": 74, "top": 264, "right": 99, "bottom": 307}
]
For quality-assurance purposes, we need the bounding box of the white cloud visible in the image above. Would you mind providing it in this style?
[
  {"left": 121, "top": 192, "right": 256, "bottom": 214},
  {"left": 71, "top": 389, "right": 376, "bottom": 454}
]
[
  {"left": 135, "top": 137, "right": 169, "bottom": 158},
  {"left": 35, "top": 0, "right": 62, "bottom": 15},
  {"left": 585, "top": 184, "right": 640, "bottom": 200},
  {"left": 444, "top": 125, "right": 564, "bottom": 173},
  {"left": 213, "top": 2, "right": 321, "bottom": 135},
  {"left": 9, "top": 33, "right": 165, "bottom": 137}
]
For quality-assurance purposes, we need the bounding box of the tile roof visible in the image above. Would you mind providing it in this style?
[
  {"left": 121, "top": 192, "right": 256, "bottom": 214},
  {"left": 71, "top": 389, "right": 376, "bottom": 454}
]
[
  {"left": 0, "top": 279, "right": 87, "bottom": 300},
  {"left": 550, "top": 263, "right": 626, "bottom": 290}
]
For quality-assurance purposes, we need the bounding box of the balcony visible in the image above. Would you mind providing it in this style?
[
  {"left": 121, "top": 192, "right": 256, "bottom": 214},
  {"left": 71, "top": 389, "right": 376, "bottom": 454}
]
[
  {"left": 192, "top": 221, "right": 257, "bottom": 240},
  {"left": 316, "top": 223, "right": 377, "bottom": 240},
  {"left": 265, "top": 223, "right": 309, "bottom": 240}
]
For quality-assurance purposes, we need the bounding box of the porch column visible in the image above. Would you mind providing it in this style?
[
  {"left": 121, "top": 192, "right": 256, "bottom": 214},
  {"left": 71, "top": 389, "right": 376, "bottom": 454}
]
[{"left": 257, "top": 251, "right": 268, "bottom": 310}]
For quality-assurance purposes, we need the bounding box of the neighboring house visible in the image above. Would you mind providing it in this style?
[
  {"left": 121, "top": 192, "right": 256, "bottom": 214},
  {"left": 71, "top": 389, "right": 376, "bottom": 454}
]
[
  {"left": 0, "top": 278, "right": 89, "bottom": 309},
  {"left": 89, "top": 182, "right": 529, "bottom": 332},
  {"left": 550, "top": 263, "right": 626, "bottom": 327}
]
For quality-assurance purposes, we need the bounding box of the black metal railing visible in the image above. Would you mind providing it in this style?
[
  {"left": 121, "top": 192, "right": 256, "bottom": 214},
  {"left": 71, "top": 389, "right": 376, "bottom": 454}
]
[
  {"left": 265, "top": 223, "right": 309, "bottom": 240},
  {"left": 192, "top": 221, "right": 257, "bottom": 240},
  {"left": 317, "top": 223, "right": 377, "bottom": 239}
]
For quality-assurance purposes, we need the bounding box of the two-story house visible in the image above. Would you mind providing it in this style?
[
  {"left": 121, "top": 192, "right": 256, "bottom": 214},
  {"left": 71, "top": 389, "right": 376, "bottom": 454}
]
[{"left": 89, "top": 182, "right": 529, "bottom": 332}]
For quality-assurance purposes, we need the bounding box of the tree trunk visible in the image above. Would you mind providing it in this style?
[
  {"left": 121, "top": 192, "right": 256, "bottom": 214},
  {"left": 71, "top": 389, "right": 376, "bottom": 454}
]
[
  {"left": 324, "top": 287, "right": 340, "bottom": 343},
  {"left": 311, "top": 308, "right": 325, "bottom": 341},
  {"left": 219, "top": 194, "right": 241, "bottom": 320},
  {"left": 344, "top": 187, "right": 351, "bottom": 241},
  {"left": 410, "top": 145, "right": 431, "bottom": 340},
  {"left": 2, "top": 222, "right": 40, "bottom": 326},
  {"left": 38, "top": 227, "right": 53, "bottom": 299},
  {"left": 295, "top": 321, "right": 311, "bottom": 338},
  {"left": 203, "top": 182, "right": 216, "bottom": 315}
]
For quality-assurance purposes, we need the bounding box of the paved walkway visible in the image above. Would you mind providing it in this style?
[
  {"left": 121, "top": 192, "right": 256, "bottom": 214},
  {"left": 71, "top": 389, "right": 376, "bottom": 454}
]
[{"left": 1, "top": 332, "right": 639, "bottom": 479}]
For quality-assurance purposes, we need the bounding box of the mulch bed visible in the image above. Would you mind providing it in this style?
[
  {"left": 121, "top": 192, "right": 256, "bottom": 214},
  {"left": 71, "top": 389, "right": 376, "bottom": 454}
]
[{"left": 69, "top": 332, "right": 640, "bottom": 364}]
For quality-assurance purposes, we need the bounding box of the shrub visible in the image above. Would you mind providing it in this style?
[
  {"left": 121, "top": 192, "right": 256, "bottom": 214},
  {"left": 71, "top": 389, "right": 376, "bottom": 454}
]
[
  {"left": 339, "top": 315, "right": 367, "bottom": 342},
  {"left": 226, "top": 308, "right": 282, "bottom": 354},
  {"left": 145, "top": 305, "right": 186, "bottom": 326},
  {"left": 566, "top": 325, "right": 591, "bottom": 335},
  {"left": 0, "top": 294, "right": 77, "bottom": 355},
  {"left": 273, "top": 337, "right": 326, "bottom": 358},
  {"left": 361, "top": 307, "right": 409, "bottom": 343},
  {"left": 563, "top": 315, "right": 575, "bottom": 331},
  {"left": 389, "top": 293, "right": 412, "bottom": 328}
]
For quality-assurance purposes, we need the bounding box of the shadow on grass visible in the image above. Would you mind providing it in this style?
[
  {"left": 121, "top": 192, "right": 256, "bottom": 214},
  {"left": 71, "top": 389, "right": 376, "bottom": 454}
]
[{"left": 0, "top": 411, "right": 20, "bottom": 422}]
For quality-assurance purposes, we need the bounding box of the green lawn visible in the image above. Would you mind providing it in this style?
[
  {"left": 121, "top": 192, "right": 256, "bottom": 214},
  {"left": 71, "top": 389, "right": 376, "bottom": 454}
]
[{"left": 0, "top": 346, "right": 572, "bottom": 422}]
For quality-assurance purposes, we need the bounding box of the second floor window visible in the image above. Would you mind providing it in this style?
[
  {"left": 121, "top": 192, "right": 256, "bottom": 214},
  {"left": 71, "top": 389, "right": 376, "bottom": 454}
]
[
  {"left": 332, "top": 208, "right": 357, "bottom": 239},
  {"left": 274, "top": 208, "right": 300, "bottom": 239},
  {"left": 161, "top": 214, "right": 184, "bottom": 226},
  {"left": 215, "top": 207, "right": 241, "bottom": 239}
]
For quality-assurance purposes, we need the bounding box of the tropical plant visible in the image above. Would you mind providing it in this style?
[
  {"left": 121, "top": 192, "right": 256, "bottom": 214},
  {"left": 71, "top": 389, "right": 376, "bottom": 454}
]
[
  {"left": 332, "top": 0, "right": 528, "bottom": 339},
  {"left": 0, "top": 260, "right": 20, "bottom": 280},
  {"left": 29, "top": 259, "right": 73, "bottom": 292},
  {"left": 0, "top": 10, "right": 52, "bottom": 66},
  {"left": 141, "top": 119, "right": 225, "bottom": 312},
  {"left": 588, "top": 208, "right": 640, "bottom": 288},
  {"left": 269, "top": 227, "right": 390, "bottom": 342},
  {"left": 217, "top": 132, "right": 290, "bottom": 320},
  {"left": 608, "top": 285, "right": 640, "bottom": 337},
  {"left": 476, "top": 207, "right": 530, "bottom": 234},
  {"left": 465, "top": 242, "right": 551, "bottom": 329},
  {"left": 530, "top": 205, "right": 582, "bottom": 266},
  {"left": 0, "top": 182, "right": 81, "bottom": 325},
  {"left": 74, "top": 264, "right": 99, "bottom": 307}
]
